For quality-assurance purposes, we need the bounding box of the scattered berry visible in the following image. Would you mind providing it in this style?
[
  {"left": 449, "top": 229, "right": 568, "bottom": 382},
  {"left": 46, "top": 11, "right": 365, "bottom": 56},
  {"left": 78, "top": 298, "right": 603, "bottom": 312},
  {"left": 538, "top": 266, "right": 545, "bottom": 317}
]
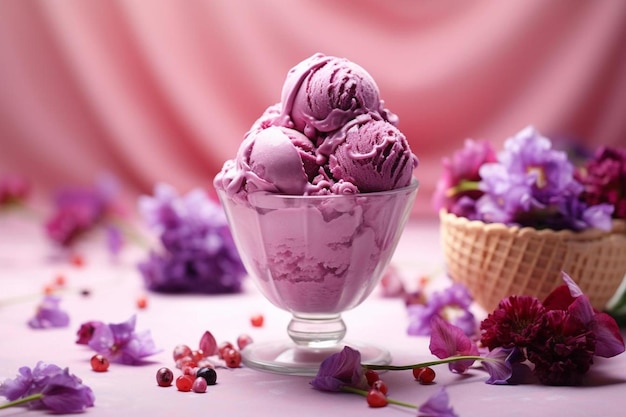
[
  {"left": 156, "top": 367, "right": 174, "bottom": 387},
  {"left": 218, "top": 342, "right": 234, "bottom": 359},
  {"left": 90, "top": 354, "right": 109, "bottom": 372},
  {"left": 366, "top": 389, "right": 388, "bottom": 408},
  {"left": 191, "top": 349, "right": 205, "bottom": 362},
  {"left": 182, "top": 365, "right": 197, "bottom": 377},
  {"left": 71, "top": 254, "right": 84, "bottom": 267},
  {"left": 136, "top": 295, "right": 148, "bottom": 309},
  {"left": 80, "top": 288, "right": 91, "bottom": 297},
  {"left": 417, "top": 367, "right": 436, "bottom": 384},
  {"left": 365, "top": 369, "right": 380, "bottom": 386},
  {"left": 199, "top": 331, "right": 218, "bottom": 356},
  {"left": 372, "top": 379, "right": 388, "bottom": 395},
  {"left": 237, "top": 334, "right": 253, "bottom": 350},
  {"left": 43, "top": 284, "right": 55, "bottom": 295},
  {"left": 250, "top": 314, "right": 264, "bottom": 327},
  {"left": 223, "top": 348, "right": 242, "bottom": 368},
  {"left": 55, "top": 274, "right": 66, "bottom": 286},
  {"left": 412, "top": 367, "right": 424, "bottom": 380},
  {"left": 175, "top": 375, "right": 194, "bottom": 392},
  {"left": 192, "top": 377, "right": 208, "bottom": 393},
  {"left": 173, "top": 344, "right": 193, "bottom": 362},
  {"left": 196, "top": 367, "right": 217, "bottom": 385}
]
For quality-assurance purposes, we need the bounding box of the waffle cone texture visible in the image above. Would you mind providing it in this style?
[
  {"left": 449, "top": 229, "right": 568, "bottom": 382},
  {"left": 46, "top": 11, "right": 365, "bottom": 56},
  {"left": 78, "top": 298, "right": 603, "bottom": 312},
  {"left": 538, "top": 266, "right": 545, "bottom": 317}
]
[{"left": 440, "top": 210, "right": 626, "bottom": 312}]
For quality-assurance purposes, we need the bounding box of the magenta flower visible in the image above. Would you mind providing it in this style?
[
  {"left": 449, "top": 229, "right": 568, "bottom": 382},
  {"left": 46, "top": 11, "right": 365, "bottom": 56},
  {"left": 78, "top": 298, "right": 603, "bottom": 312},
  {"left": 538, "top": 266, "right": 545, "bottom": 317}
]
[
  {"left": 433, "top": 139, "right": 496, "bottom": 218},
  {"left": 417, "top": 387, "right": 458, "bottom": 417},
  {"left": 0, "top": 173, "right": 30, "bottom": 206},
  {"left": 75, "top": 320, "right": 105, "bottom": 345},
  {"left": 45, "top": 173, "right": 122, "bottom": 246},
  {"left": 407, "top": 283, "right": 476, "bottom": 337},
  {"left": 429, "top": 316, "right": 479, "bottom": 373},
  {"left": 310, "top": 346, "right": 366, "bottom": 392},
  {"left": 27, "top": 296, "right": 70, "bottom": 329},
  {"left": 138, "top": 183, "right": 246, "bottom": 294},
  {"left": 83, "top": 315, "right": 161, "bottom": 365},
  {"left": 0, "top": 362, "right": 95, "bottom": 413}
]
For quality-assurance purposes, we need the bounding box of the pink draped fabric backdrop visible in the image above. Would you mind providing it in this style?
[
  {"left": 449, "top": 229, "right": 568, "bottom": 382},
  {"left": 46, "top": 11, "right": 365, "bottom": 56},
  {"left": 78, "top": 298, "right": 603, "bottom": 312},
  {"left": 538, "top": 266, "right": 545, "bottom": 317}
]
[{"left": 1, "top": 0, "right": 625, "bottom": 217}]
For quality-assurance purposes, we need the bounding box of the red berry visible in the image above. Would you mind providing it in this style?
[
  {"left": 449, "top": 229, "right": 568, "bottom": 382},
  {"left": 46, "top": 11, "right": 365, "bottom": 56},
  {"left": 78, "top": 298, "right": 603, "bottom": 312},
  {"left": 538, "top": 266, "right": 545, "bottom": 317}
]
[
  {"left": 90, "top": 354, "right": 109, "bottom": 372},
  {"left": 218, "top": 342, "right": 234, "bottom": 359},
  {"left": 71, "top": 254, "right": 84, "bottom": 267},
  {"left": 250, "top": 314, "right": 264, "bottom": 327},
  {"left": 237, "top": 334, "right": 253, "bottom": 350},
  {"left": 223, "top": 348, "right": 242, "bottom": 368},
  {"left": 173, "top": 344, "right": 193, "bottom": 362},
  {"left": 366, "top": 389, "right": 388, "bottom": 408},
  {"left": 412, "top": 367, "right": 424, "bottom": 380},
  {"left": 55, "top": 274, "right": 66, "bottom": 287},
  {"left": 136, "top": 295, "right": 148, "bottom": 309},
  {"left": 191, "top": 349, "right": 205, "bottom": 362},
  {"left": 365, "top": 369, "right": 380, "bottom": 386},
  {"left": 417, "top": 367, "right": 436, "bottom": 384},
  {"left": 192, "top": 377, "right": 208, "bottom": 393},
  {"left": 156, "top": 367, "right": 174, "bottom": 387},
  {"left": 176, "top": 375, "right": 194, "bottom": 392},
  {"left": 372, "top": 379, "right": 388, "bottom": 395}
]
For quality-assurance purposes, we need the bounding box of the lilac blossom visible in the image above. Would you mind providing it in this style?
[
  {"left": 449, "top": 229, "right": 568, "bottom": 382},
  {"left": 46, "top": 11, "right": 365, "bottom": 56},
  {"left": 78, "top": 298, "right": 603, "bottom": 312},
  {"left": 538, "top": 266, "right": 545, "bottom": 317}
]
[
  {"left": 429, "top": 316, "right": 479, "bottom": 374},
  {"left": 27, "top": 296, "right": 70, "bottom": 329},
  {"left": 407, "top": 283, "right": 476, "bottom": 337},
  {"left": 138, "top": 183, "right": 246, "bottom": 294},
  {"left": 477, "top": 126, "right": 583, "bottom": 225},
  {"left": 417, "top": 387, "right": 458, "bottom": 417},
  {"left": 0, "top": 362, "right": 95, "bottom": 413},
  {"left": 84, "top": 315, "right": 161, "bottom": 365}
]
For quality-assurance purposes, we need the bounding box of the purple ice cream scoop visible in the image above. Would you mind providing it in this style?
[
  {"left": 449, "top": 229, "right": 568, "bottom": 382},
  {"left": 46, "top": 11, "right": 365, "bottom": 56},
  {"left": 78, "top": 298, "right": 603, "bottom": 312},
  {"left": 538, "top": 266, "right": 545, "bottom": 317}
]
[{"left": 278, "top": 53, "right": 398, "bottom": 139}]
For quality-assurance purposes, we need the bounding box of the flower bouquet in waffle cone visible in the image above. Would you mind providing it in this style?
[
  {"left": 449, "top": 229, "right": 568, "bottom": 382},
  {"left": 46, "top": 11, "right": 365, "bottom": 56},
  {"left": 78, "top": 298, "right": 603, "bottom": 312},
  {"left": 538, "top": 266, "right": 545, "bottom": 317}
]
[{"left": 434, "top": 126, "right": 626, "bottom": 312}]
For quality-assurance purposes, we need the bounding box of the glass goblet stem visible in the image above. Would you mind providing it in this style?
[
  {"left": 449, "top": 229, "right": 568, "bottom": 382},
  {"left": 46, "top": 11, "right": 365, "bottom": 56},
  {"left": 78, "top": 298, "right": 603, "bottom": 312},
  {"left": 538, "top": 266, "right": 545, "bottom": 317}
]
[{"left": 287, "top": 314, "right": 346, "bottom": 349}]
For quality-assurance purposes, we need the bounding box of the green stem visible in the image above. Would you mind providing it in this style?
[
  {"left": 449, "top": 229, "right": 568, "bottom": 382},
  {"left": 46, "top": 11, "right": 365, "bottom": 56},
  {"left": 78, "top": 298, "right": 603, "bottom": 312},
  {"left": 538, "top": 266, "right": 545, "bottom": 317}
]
[
  {"left": 362, "top": 355, "right": 491, "bottom": 371},
  {"left": 445, "top": 180, "right": 480, "bottom": 197},
  {"left": 0, "top": 393, "right": 44, "bottom": 409},
  {"left": 340, "top": 386, "right": 418, "bottom": 409}
]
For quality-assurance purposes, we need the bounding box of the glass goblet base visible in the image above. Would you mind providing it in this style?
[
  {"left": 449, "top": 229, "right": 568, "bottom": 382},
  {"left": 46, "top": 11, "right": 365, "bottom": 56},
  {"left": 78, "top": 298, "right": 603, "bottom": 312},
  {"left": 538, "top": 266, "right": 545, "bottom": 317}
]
[{"left": 241, "top": 340, "right": 391, "bottom": 376}]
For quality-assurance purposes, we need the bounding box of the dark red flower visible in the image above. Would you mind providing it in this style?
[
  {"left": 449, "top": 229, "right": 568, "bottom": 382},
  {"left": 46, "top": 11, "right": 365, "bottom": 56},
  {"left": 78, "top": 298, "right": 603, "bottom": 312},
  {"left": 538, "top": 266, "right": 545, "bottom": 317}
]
[
  {"left": 526, "top": 309, "right": 596, "bottom": 385},
  {"left": 480, "top": 295, "right": 545, "bottom": 350},
  {"left": 576, "top": 146, "right": 626, "bottom": 220}
]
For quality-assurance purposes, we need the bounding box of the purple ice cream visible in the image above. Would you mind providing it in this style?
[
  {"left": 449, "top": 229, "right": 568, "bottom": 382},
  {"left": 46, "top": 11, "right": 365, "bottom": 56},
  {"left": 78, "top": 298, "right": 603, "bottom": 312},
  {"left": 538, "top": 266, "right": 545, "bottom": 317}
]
[{"left": 214, "top": 53, "right": 419, "bottom": 315}]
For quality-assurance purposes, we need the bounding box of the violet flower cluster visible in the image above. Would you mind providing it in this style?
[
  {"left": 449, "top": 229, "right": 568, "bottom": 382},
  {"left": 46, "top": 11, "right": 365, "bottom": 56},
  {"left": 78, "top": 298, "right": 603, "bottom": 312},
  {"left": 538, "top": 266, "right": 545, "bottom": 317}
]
[
  {"left": 76, "top": 314, "right": 161, "bottom": 365},
  {"left": 0, "top": 362, "right": 95, "bottom": 413},
  {"left": 480, "top": 272, "right": 625, "bottom": 385},
  {"left": 138, "top": 183, "right": 246, "bottom": 294},
  {"left": 434, "top": 126, "right": 621, "bottom": 231}
]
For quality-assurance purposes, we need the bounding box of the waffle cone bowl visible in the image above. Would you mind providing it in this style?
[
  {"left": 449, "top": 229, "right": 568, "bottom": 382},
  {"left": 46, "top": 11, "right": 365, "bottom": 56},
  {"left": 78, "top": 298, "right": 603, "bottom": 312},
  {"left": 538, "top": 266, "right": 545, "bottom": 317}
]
[{"left": 440, "top": 210, "right": 626, "bottom": 312}]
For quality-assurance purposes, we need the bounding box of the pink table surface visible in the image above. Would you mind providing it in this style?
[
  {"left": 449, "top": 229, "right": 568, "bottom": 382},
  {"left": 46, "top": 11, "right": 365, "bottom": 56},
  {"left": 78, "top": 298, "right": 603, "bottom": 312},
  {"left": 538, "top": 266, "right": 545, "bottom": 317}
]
[{"left": 1, "top": 213, "right": 626, "bottom": 416}]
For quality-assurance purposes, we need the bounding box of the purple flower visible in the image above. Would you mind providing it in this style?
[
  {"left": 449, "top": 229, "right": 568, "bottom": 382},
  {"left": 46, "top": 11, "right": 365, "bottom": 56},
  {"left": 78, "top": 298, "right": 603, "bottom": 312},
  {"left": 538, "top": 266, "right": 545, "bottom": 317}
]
[
  {"left": 27, "top": 296, "right": 70, "bottom": 329},
  {"left": 0, "top": 362, "right": 94, "bottom": 413},
  {"left": 407, "top": 283, "right": 476, "bottom": 337},
  {"left": 433, "top": 139, "right": 496, "bottom": 218},
  {"left": 138, "top": 183, "right": 246, "bottom": 294},
  {"left": 480, "top": 295, "right": 545, "bottom": 350},
  {"left": 474, "top": 125, "right": 610, "bottom": 230},
  {"left": 429, "top": 316, "right": 479, "bottom": 374},
  {"left": 310, "top": 346, "right": 366, "bottom": 392},
  {"left": 85, "top": 315, "right": 160, "bottom": 365},
  {"left": 417, "top": 387, "right": 458, "bottom": 417},
  {"left": 45, "top": 173, "right": 121, "bottom": 246},
  {"left": 480, "top": 347, "right": 533, "bottom": 385}
]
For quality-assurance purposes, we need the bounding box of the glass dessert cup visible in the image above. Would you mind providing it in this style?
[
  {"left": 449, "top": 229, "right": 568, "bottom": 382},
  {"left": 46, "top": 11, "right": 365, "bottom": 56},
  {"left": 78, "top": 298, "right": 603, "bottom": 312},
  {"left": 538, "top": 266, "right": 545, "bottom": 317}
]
[{"left": 217, "top": 180, "right": 418, "bottom": 375}]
